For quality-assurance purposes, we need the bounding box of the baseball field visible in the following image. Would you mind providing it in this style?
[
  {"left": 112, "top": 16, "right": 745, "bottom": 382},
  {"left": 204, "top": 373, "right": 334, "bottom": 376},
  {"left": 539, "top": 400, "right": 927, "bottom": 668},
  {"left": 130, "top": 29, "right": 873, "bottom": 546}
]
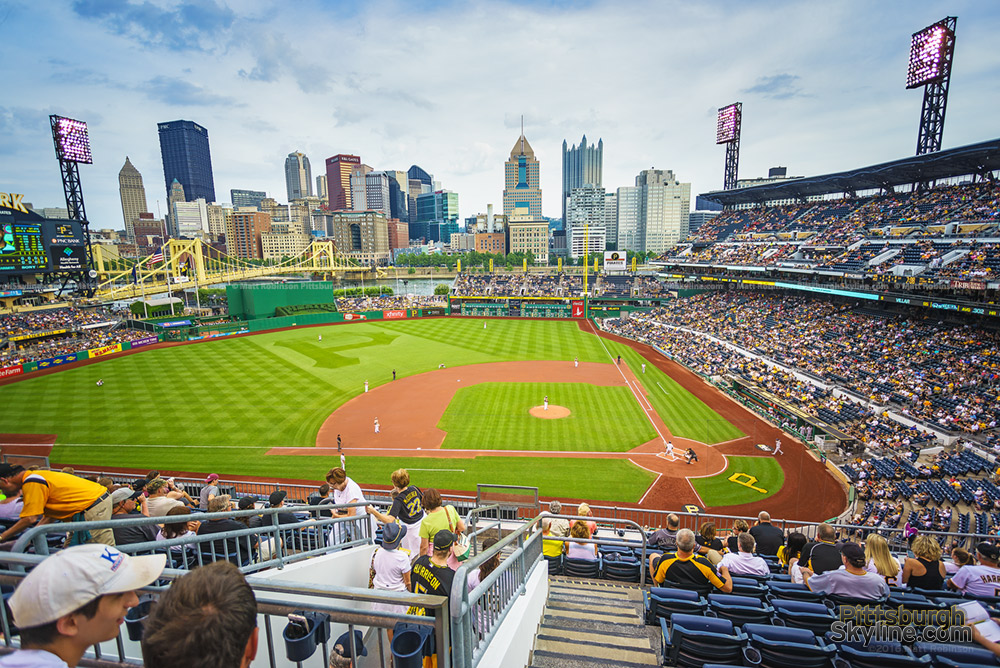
[{"left": 0, "top": 317, "right": 846, "bottom": 518}]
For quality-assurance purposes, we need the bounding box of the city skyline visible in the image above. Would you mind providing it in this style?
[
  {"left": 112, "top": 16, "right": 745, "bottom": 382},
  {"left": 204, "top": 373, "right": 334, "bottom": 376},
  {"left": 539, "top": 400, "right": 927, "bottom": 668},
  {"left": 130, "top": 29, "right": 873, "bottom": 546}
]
[{"left": 4, "top": 1, "right": 1000, "bottom": 229}]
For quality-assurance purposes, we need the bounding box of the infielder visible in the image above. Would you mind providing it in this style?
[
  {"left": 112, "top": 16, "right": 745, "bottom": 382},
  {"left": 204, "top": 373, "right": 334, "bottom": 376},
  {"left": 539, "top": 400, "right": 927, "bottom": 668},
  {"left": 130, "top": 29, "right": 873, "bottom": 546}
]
[
  {"left": 574, "top": 357, "right": 579, "bottom": 368},
  {"left": 364, "top": 380, "right": 369, "bottom": 393},
  {"left": 773, "top": 438, "right": 783, "bottom": 455},
  {"left": 543, "top": 395, "right": 549, "bottom": 411},
  {"left": 374, "top": 418, "right": 380, "bottom": 434}
]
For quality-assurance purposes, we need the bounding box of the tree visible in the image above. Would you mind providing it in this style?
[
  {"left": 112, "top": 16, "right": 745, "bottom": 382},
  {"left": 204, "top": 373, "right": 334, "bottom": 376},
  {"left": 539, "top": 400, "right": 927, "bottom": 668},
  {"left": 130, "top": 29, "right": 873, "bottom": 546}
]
[{"left": 433, "top": 283, "right": 450, "bottom": 295}]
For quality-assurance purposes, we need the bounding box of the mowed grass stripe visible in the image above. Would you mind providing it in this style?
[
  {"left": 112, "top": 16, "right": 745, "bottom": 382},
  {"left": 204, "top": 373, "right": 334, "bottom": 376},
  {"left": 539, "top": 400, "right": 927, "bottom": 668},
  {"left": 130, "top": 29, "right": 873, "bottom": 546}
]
[
  {"left": 605, "top": 340, "right": 745, "bottom": 444},
  {"left": 690, "top": 455, "right": 784, "bottom": 507},
  {"left": 438, "top": 383, "right": 656, "bottom": 451}
]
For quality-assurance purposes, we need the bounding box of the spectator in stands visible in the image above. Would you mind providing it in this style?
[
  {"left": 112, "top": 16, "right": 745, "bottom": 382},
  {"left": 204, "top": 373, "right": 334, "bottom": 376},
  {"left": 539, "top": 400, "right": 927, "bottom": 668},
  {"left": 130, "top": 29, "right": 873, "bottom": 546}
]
[
  {"left": 649, "top": 514, "right": 680, "bottom": 551},
  {"left": 749, "top": 512, "right": 784, "bottom": 556},
  {"left": 576, "top": 503, "right": 597, "bottom": 537},
  {"left": 156, "top": 506, "right": 200, "bottom": 563},
  {"left": 307, "top": 483, "right": 333, "bottom": 517},
  {"left": 366, "top": 469, "right": 425, "bottom": 560},
  {"left": 146, "top": 478, "right": 184, "bottom": 517},
  {"left": 199, "top": 473, "right": 220, "bottom": 511},
  {"left": 650, "top": 528, "right": 733, "bottom": 595},
  {"left": 726, "top": 519, "right": 750, "bottom": 553},
  {"left": 947, "top": 546, "right": 975, "bottom": 575},
  {"left": 1, "top": 544, "right": 165, "bottom": 668},
  {"left": 141, "top": 561, "right": 258, "bottom": 668},
  {"left": 564, "top": 521, "right": 597, "bottom": 561},
  {"left": 864, "top": 534, "right": 901, "bottom": 586},
  {"left": 109, "top": 487, "right": 156, "bottom": 547},
  {"left": 541, "top": 519, "right": 563, "bottom": 560},
  {"left": 418, "top": 488, "right": 466, "bottom": 568},
  {"left": 902, "top": 534, "right": 946, "bottom": 589},
  {"left": 0, "top": 489, "right": 24, "bottom": 523},
  {"left": 0, "top": 463, "right": 114, "bottom": 546},
  {"left": 541, "top": 500, "right": 570, "bottom": 538},
  {"left": 370, "top": 522, "right": 412, "bottom": 637},
  {"left": 719, "top": 533, "right": 770, "bottom": 576},
  {"left": 696, "top": 522, "right": 724, "bottom": 561},
  {"left": 785, "top": 532, "right": 808, "bottom": 584},
  {"left": 948, "top": 542, "right": 1000, "bottom": 596},
  {"left": 96, "top": 476, "right": 114, "bottom": 489},
  {"left": 266, "top": 490, "right": 299, "bottom": 525},
  {"left": 197, "top": 495, "right": 258, "bottom": 566},
  {"left": 163, "top": 477, "right": 196, "bottom": 507},
  {"left": 801, "top": 523, "right": 842, "bottom": 575},
  {"left": 408, "top": 530, "right": 456, "bottom": 617},
  {"left": 326, "top": 467, "right": 375, "bottom": 543},
  {"left": 801, "top": 543, "right": 890, "bottom": 600}
]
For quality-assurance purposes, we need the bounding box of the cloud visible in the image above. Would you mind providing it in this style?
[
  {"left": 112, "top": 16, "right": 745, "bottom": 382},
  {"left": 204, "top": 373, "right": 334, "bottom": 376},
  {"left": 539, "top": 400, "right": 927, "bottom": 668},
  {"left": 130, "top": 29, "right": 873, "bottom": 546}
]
[
  {"left": 741, "top": 74, "right": 807, "bottom": 100},
  {"left": 144, "top": 76, "right": 239, "bottom": 106},
  {"left": 71, "top": 0, "right": 235, "bottom": 52}
]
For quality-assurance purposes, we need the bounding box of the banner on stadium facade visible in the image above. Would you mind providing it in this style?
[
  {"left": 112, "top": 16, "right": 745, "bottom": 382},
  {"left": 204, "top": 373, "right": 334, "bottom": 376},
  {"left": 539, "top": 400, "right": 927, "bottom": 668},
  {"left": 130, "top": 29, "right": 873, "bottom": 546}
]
[
  {"left": 571, "top": 300, "right": 585, "bottom": 318},
  {"left": 950, "top": 280, "right": 987, "bottom": 291},
  {"left": 36, "top": 354, "right": 76, "bottom": 369},
  {"left": 0, "top": 290, "right": 22, "bottom": 297},
  {"left": 383, "top": 309, "right": 407, "bottom": 320},
  {"left": 129, "top": 336, "right": 159, "bottom": 348},
  {"left": 158, "top": 320, "right": 192, "bottom": 328},
  {"left": 9, "top": 328, "right": 68, "bottom": 342},
  {"left": 88, "top": 343, "right": 123, "bottom": 358},
  {"left": 604, "top": 251, "right": 626, "bottom": 272},
  {"left": 343, "top": 313, "right": 367, "bottom": 321},
  {"left": 0, "top": 365, "right": 23, "bottom": 379}
]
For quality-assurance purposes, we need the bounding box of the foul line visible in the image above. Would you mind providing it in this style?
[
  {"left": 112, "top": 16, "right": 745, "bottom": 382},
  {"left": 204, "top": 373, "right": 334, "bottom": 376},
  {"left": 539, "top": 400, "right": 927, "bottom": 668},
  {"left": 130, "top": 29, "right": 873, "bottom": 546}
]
[
  {"left": 404, "top": 468, "right": 466, "bottom": 473},
  {"left": 656, "top": 382, "right": 669, "bottom": 395},
  {"left": 685, "top": 478, "right": 707, "bottom": 508},
  {"left": 594, "top": 337, "right": 667, "bottom": 446}
]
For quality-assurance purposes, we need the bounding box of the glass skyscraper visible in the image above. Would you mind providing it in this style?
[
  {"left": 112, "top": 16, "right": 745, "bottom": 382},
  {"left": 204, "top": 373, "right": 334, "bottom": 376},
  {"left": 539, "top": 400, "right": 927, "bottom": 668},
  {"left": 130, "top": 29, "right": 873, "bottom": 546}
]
[
  {"left": 503, "top": 134, "right": 542, "bottom": 219},
  {"left": 285, "top": 151, "right": 313, "bottom": 201},
  {"left": 157, "top": 120, "right": 216, "bottom": 204},
  {"left": 562, "top": 135, "right": 603, "bottom": 226}
]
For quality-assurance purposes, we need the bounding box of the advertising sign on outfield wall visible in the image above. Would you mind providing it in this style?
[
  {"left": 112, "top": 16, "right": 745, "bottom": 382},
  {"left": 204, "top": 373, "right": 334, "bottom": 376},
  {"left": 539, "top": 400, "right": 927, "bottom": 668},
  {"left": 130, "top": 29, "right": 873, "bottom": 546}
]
[
  {"left": 383, "top": 309, "right": 407, "bottom": 320},
  {"left": 0, "top": 365, "right": 23, "bottom": 379},
  {"left": 343, "top": 313, "right": 367, "bottom": 321},
  {"left": 88, "top": 343, "right": 123, "bottom": 358},
  {"left": 37, "top": 354, "right": 76, "bottom": 369},
  {"left": 571, "top": 300, "right": 585, "bottom": 318},
  {"left": 129, "top": 336, "right": 159, "bottom": 348}
]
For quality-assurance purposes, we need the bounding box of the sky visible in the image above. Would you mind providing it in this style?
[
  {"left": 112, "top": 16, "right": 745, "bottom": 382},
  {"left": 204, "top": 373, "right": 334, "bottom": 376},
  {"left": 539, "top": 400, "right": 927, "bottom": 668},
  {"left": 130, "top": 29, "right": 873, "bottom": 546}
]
[{"left": 2, "top": 0, "right": 999, "bottom": 230}]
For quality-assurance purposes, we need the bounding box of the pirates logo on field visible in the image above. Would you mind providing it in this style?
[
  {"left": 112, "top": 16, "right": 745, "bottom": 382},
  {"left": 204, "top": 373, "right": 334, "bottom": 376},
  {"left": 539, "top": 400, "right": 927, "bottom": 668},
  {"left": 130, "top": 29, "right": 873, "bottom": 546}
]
[
  {"left": 683, "top": 504, "right": 701, "bottom": 514},
  {"left": 755, "top": 443, "right": 772, "bottom": 453}
]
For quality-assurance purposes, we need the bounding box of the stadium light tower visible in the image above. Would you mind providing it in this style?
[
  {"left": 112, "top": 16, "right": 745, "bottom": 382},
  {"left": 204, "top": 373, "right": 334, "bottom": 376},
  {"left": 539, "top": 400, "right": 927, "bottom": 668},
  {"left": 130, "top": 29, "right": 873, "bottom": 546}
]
[
  {"left": 50, "top": 114, "right": 96, "bottom": 293},
  {"left": 907, "top": 17, "right": 957, "bottom": 155},
  {"left": 716, "top": 102, "right": 742, "bottom": 191}
]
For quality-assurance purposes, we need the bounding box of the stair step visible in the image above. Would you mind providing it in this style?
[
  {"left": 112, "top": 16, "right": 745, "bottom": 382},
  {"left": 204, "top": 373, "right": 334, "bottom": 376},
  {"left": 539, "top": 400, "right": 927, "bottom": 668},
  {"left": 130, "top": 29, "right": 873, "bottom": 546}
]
[
  {"left": 536, "top": 631, "right": 653, "bottom": 651},
  {"left": 543, "top": 607, "right": 638, "bottom": 625},
  {"left": 540, "top": 615, "right": 649, "bottom": 637},
  {"left": 549, "top": 581, "right": 643, "bottom": 602},
  {"left": 529, "top": 648, "right": 658, "bottom": 668},
  {"left": 546, "top": 600, "right": 637, "bottom": 617}
]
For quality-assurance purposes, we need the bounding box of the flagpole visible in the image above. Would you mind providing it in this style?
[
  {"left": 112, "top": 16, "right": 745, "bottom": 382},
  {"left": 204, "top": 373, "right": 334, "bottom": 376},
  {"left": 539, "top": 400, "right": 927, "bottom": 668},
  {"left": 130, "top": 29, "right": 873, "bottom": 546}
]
[{"left": 140, "top": 262, "right": 148, "bottom": 319}]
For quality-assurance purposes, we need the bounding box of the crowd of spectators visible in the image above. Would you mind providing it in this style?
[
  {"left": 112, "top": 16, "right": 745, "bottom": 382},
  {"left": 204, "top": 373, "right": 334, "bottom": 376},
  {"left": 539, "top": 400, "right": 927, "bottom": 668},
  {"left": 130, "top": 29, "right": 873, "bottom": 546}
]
[
  {"left": 451, "top": 273, "right": 591, "bottom": 298},
  {"left": 335, "top": 294, "right": 446, "bottom": 311},
  {"left": 0, "top": 306, "right": 116, "bottom": 338},
  {"left": 1, "top": 327, "right": 152, "bottom": 367}
]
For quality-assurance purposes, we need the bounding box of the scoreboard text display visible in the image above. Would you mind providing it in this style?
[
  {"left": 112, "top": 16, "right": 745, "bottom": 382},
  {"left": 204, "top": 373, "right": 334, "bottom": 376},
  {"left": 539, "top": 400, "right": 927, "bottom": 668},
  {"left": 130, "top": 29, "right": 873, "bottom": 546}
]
[{"left": 0, "top": 199, "right": 86, "bottom": 273}]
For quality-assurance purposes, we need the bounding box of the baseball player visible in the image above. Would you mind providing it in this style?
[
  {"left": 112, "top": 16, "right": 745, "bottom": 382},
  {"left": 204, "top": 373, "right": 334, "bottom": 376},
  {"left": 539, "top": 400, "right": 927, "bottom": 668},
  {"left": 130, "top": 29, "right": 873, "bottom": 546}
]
[
  {"left": 773, "top": 438, "right": 783, "bottom": 455},
  {"left": 364, "top": 380, "right": 369, "bottom": 393},
  {"left": 374, "top": 418, "right": 380, "bottom": 434},
  {"left": 665, "top": 441, "right": 674, "bottom": 458},
  {"left": 543, "top": 395, "right": 549, "bottom": 411},
  {"left": 574, "top": 357, "right": 579, "bottom": 368}
]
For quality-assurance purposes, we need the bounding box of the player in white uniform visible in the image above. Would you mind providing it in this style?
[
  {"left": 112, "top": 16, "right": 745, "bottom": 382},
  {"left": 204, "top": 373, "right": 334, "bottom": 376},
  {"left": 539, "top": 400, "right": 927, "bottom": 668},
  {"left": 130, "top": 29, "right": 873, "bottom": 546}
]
[
  {"left": 374, "top": 418, "right": 380, "bottom": 434},
  {"left": 543, "top": 395, "right": 548, "bottom": 411},
  {"left": 665, "top": 441, "right": 674, "bottom": 458},
  {"left": 773, "top": 438, "right": 783, "bottom": 455}
]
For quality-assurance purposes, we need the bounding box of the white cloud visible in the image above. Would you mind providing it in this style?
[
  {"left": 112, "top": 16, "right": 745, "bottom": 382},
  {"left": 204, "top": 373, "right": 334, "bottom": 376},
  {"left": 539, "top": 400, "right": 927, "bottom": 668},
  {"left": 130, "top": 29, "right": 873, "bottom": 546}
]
[{"left": 4, "top": 0, "right": 999, "bottom": 229}]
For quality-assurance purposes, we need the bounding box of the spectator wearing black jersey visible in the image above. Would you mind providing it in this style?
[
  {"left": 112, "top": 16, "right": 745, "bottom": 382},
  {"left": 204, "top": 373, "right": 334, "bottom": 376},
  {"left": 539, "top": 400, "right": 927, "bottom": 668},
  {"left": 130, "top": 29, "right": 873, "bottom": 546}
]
[{"left": 367, "top": 468, "right": 425, "bottom": 560}]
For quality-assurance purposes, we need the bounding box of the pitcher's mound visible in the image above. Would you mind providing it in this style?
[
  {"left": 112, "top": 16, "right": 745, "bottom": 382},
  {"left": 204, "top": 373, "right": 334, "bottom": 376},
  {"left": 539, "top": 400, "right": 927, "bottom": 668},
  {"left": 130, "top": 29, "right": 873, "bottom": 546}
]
[{"left": 530, "top": 405, "right": 570, "bottom": 419}]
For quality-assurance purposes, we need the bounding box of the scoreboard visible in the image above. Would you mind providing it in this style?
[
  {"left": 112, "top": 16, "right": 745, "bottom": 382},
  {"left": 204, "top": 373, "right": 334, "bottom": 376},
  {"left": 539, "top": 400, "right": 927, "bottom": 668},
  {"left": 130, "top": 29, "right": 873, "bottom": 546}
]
[{"left": 0, "top": 197, "right": 86, "bottom": 274}]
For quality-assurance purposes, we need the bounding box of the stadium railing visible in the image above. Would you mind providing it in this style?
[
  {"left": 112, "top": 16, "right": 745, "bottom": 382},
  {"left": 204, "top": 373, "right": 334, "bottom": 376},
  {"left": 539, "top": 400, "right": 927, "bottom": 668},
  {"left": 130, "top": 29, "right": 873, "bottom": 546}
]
[{"left": 0, "top": 550, "right": 450, "bottom": 668}]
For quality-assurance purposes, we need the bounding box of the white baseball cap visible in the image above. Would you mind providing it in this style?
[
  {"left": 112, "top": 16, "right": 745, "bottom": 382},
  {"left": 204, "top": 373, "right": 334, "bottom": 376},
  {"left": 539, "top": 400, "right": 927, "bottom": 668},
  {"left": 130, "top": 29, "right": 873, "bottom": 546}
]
[{"left": 10, "top": 544, "right": 166, "bottom": 628}]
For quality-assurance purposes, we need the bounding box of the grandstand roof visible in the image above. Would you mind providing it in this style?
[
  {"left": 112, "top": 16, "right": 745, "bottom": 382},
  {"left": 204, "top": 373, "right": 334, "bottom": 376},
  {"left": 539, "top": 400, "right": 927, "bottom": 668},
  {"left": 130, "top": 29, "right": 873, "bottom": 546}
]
[{"left": 700, "top": 137, "right": 1000, "bottom": 206}]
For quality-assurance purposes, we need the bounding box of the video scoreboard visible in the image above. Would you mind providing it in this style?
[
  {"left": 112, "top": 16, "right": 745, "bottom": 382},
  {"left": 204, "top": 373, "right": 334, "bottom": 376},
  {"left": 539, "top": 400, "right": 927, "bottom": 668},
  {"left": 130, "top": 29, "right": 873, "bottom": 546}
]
[{"left": 0, "top": 194, "right": 86, "bottom": 274}]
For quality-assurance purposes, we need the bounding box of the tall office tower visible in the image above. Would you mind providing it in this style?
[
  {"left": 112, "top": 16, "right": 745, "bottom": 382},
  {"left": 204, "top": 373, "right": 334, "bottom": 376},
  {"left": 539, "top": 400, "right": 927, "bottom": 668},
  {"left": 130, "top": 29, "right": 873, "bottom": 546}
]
[
  {"left": 636, "top": 169, "right": 690, "bottom": 253},
  {"left": 231, "top": 189, "right": 267, "bottom": 210},
  {"left": 225, "top": 210, "right": 272, "bottom": 259},
  {"left": 616, "top": 186, "right": 643, "bottom": 252},
  {"left": 566, "top": 184, "right": 607, "bottom": 259},
  {"left": 349, "top": 164, "right": 374, "bottom": 211},
  {"left": 315, "top": 174, "right": 328, "bottom": 203},
  {"left": 384, "top": 170, "right": 409, "bottom": 221},
  {"left": 363, "top": 171, "right": 391, "bottom": 214},
  {"left": 604, "top": 192, "right": 618, "bottom": 250},
  {"left": 413, "top": 190, "right": 460, "bottom": 243},
  {"left": 172, "top": 198, "right": 209, "bottom": 237},
  {"left": 284, "top": 151, "right": 313, "bottom": 201},
  {"left": 407, "top": 165, "right": 433, "bottom": 224},
  {"left": 157, "top": 120, "right": 216, "bottom": 204},
  {"left": 206, "top": 203, "right": 229, "bottom": 237},
  {"left": 503, "top": 132, "right": 542, "bottom": 218},
  {"left": 167, "top": 179, "right": 186, "bottom": 237},
  {"left": 561, "top": 135, "right": 603, "bottom": 226},
  {"left": 325, "top": 154, "right": 361, "bottom": 211},
  {"left": 118, "top": 157, "right": 149, "bottom": 241},
  {"left": 330, "top": 211, "right": 391, "bottom": 266}
]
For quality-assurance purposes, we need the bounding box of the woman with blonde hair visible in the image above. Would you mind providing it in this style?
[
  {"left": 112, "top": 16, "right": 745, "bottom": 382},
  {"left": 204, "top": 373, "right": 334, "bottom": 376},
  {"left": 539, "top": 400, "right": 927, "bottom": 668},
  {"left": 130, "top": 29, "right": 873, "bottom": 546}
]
[
  {"left": 902, "top": 534, "right": 946, "bottom": 589},
  {"left": 577, "top": 503, "right": 597, "bottom": 537},
  {"left": 865, "top": 534, "right": 901, "bottom": 586},
  {"left": 727, "top": 519, "right": 749, "bottom": 554}
]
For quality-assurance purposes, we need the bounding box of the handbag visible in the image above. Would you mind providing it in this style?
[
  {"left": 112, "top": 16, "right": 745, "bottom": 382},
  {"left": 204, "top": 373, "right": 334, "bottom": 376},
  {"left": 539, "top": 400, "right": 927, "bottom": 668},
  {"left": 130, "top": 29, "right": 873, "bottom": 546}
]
[
  {"left": 368, "top": 547, "right": 378, "bottom": 588},
  {"left": 446, "top": 506, "right": 471, "bottom": 562}
]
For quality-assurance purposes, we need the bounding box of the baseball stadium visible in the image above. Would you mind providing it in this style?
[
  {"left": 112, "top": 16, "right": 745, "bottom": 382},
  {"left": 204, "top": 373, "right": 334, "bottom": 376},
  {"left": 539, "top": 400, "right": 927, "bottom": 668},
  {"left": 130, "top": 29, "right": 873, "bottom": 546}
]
[{"left": 3, "top": 12, "right": 1000, "bottom": 668}]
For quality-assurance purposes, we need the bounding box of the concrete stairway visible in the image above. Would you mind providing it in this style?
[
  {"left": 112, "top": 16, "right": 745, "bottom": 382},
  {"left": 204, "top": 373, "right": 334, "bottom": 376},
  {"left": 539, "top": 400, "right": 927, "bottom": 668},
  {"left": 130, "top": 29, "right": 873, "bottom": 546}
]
[{"left": 527, "top": 577, "right": 659, "bottom": 668}]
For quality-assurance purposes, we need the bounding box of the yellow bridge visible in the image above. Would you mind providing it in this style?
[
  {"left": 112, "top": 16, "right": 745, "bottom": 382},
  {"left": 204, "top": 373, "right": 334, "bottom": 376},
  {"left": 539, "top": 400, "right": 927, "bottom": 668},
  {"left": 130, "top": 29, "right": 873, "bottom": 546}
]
[{"left": 91, "top": 239, "right": 384, "bottom": 300}]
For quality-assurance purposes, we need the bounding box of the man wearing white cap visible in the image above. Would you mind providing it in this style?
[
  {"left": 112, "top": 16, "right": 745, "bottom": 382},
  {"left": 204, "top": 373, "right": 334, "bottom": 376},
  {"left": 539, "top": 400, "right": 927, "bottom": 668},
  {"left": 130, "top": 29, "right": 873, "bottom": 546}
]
[{"left": 0, "top": 544, "right": 166, "bottom": 667}]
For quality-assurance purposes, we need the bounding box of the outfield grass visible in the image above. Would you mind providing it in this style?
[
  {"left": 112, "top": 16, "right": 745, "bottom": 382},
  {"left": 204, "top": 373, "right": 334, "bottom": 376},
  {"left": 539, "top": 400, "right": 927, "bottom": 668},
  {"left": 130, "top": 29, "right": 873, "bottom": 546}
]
[
  {"left": 689, "top": 455, "right": 784, "bottom": 506},
  {"left": 603, "top": 339, "right": 746, "bottom": 444},
  {"left": 438, "top": 382, "right": 656, "bottom": 451}
]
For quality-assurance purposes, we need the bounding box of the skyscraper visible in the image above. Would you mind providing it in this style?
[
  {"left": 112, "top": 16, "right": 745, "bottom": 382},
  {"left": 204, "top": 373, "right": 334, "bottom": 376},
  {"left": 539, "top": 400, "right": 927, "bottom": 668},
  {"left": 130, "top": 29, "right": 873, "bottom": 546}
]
[
  {"left": 118, "top": 156, "right": 148, "bottom": 241},
  {"left": 285, "top": 151, "right": 313, "bottom": 201},
  {"left": 407, "top": 165, "right": 433, "bottom": 224},
  {"left": 566, "top": 184, "right": 607, "bottom": 259},
  {"left": 503, "top": 133, "right": 542, "bottom": 219},
  {"left": 157, "top": 120, "right": 216, "bottom": 204},
  {"left": 561, "top": 135, "right": 603, "bottom": 225},
  {"left": 315, "top": 175, "right": 328, "bottom": 203},
  {"left": 636, "top": 169, "right": 690, "bottom": 253},
  {"left": 231, "top": 189, "right": 267, "bottom": 210},
  {"left": 325, "top": 154, "right": 361, "bottom": 211},
  {"left": 167, "top": 179, "right": 186, "bottom": 237}
]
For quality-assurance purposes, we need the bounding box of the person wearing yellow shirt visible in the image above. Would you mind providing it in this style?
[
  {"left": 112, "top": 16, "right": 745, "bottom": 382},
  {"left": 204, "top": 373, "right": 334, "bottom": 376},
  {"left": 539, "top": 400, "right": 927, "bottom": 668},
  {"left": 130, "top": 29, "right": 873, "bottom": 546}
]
[{"left": 0, "top": 464, "right": 114, "bottom": 546}]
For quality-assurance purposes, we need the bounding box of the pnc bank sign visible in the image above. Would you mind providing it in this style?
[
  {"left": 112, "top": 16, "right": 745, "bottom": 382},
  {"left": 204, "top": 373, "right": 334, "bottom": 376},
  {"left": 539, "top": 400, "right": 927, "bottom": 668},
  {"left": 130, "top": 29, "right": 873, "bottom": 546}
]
[{"left": 0, "top": 193, "right": 29, "bottom": 214}]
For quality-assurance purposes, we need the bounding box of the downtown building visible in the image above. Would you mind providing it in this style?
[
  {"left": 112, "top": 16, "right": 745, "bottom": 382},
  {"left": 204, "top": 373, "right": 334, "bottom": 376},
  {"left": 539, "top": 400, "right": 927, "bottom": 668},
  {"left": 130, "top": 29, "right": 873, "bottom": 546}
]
[
  {"left": 616, "top": 169, "right": 690, "bottom": 253},
  {"left": 566, "top": 185, "right": 608, "bottom": 259},
  {"left": 157, "top": 120, "right": 216, "bottom": 205},
  {"left": 561, "top": 135, "right": 603, "bottom": 226},
  {"left": 285, "top": 151, "right": 313, "bottom": 201},
  {"left": 413, "top": 190, "right": 459, "bottom": 243},
  {"left": 225, "top": 210, "right": 272, "bottom": 260},
  {"left": 231, "top": 189, "right": 267, "bottom": 210},
  {"left": 325, "top": 154, "right": 362, "bottom": 211},
  {"left": 330, "top": 211, "right": 390, "bottom": 266},
  {"left": 503, "top": 133, "right": 542, "bottom": 219},
  {"left": 118, "top": 157, "right": 149, "bottom": 241}
]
